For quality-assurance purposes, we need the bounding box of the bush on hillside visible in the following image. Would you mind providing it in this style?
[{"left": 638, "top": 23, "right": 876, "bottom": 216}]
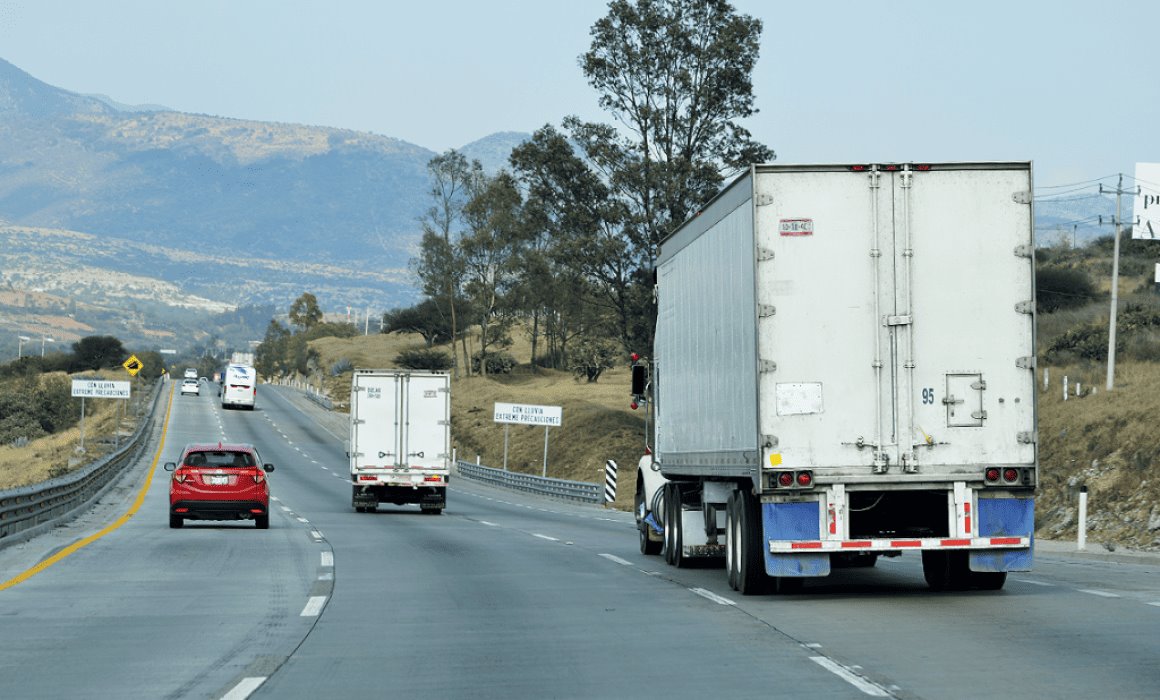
[
  {"left": 395, "top": 348, "right": 453, "bottom": 371},
  {"left": 567, "top": 338, "right": 621, "bottom": 383},
  {"left": 0, "top": 373, "right": 79, "bottom": 443},
  {"left": 330, "top": 358, "right": 354, "bottom": 376},
  {"left": 1037, "top": 265, "right": 1097, "bottom": 313},
  {"left": 472, "top": 350, "right": 515, "bottom": 375}
]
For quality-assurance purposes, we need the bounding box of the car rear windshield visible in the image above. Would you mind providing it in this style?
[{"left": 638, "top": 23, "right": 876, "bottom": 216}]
[{"left": 184, "top": 451, "right": 255, "bottom": 467}]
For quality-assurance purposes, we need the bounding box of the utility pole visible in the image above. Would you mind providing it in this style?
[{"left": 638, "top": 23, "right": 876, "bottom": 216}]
[{"left": 1099, "top": 174, "right": 1139, "bottom": 391}]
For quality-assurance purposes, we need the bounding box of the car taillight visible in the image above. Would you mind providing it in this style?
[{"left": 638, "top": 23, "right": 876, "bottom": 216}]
[
  {"left": 252, "top": 472, "right": 266, "bottom": 484},
  {"left": 174, "top": 471, "right": 193, "bottom": 483}
]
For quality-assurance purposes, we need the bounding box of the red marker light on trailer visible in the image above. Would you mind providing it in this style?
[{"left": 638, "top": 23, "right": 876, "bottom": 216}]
[
  {"left": 1003, "top": 468, "right": 1020, "bottom": 483},
  {"left": 630, "top": 352, "right": 640, "bottom": 362},
  {"left": 630, "top": 401, "right": 639, "bottom": 410},
  {"left": 777, "top": 472, "right": 794, "bottom": 487},
  {"left": 985, "top": 467, "right": 1001, "bottom": 483},
  {"left": 796, "top": 471, "right": 813, "bottom": 487}
]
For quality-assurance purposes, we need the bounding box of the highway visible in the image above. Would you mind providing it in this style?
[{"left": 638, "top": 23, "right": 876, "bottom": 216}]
[{"left": 1, "top": 383, "right": 1158, "bottom": 699}]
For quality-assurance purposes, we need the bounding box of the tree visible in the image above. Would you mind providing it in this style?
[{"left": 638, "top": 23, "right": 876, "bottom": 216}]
[
  {"left": 566, "top": 0, "right": 774, "bottom": 351},
  {"left": 383, "top": 299, "right": 455, "bottom": 347},
  {"left": 459, "top": 171, "right": 526, "bottom": 374},
  {"left": 414, "top": 151, "right": 479, "bottom": 377},
  {"left": 71, "top": 335, "right": 126, "bottom": 371},
  {"left": 288, "top": 292, "right": 323, "bottom": 331}
]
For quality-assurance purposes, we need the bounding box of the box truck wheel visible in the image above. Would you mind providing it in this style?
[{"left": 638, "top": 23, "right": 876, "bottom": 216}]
[
  {"left": 970, "top": 570, "right": 1007, "bottom": 591},
  {"left": 636, "top": 481, "right": 662, "bottom": 555},
  {"left": 734, "top": 489, "right": 769, "bottom": 595}
]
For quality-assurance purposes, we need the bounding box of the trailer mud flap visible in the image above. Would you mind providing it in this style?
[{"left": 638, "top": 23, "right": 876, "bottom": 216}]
[
  {"left": 762, "top": 502, "right": 831, "bottom": 577},
  {"left": 971, "top": 496, "right": 1035, "bottom": 572}
]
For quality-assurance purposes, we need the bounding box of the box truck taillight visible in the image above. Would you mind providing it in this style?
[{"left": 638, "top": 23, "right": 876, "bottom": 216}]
[
  {"left": 424, "top": 475, "right": 443, "bottom": 483},
  {"left": 358, "top": 475, "right": 377, "bottom": 481},
  {"left": 774, "top": 470, "right": 813, "bottom": 489},
  {"left": 984, "top": 467, "right": 1032, "bottom": 486}
]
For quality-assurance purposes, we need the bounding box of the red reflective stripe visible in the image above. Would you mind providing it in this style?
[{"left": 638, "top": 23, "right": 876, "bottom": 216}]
[
  {"left": 940, "top": 538, "right": 971, "bottom": 547},
  {"left": 790, "top": 542, "right": 824, "bottom": 550},
  {"left": 990, "top": 537, "right": 1023, "bottom": 546},
  {"left": 964, "top": 501, "right": 972, "bottom": 535},
  {"left": 890, "top": 540, "right": 923, "bottom": 548},
  {"left": 840, "top": 541, "right": 872, "bottom": 549}
]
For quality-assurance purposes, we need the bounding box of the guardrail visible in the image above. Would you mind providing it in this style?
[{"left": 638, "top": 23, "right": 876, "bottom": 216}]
[
  {"left": 0, "top": 380, "right": 162, "bottom": 547},
  {"left": 272, "top": 377, "right": 333, "bottom": 410},
  {"left": 455, "top": 460, "right": 602, "bottom": 504}
]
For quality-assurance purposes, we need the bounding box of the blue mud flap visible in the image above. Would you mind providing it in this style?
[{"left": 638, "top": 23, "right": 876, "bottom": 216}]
[
  {"left": 971, "top": 497, "right": 1035, "bottom": 573},
  {"left": 762, "top": 501, "right": 830, "bottom": 577}
]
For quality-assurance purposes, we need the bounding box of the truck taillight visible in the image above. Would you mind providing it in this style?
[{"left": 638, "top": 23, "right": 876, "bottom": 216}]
[
  {"left": 985, "top": 467, "right": 1001, "bottom": 483},
  {"left": 1003, "top": 468, "right": 1020, "bottom": 483},
  {"left": 424, "top": 475, "right": 442, "bottom": 483},
  {"left": 796, "top": 471, "right": 813, "bottom": 487},
  {"left": 777, "top": 472, "right": 794, "bottom": 487},
  {"left": 774, "top": 471, "right": 813, "bottom": 489}
]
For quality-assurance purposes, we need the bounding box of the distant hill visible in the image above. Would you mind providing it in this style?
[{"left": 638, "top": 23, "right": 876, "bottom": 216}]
[{"left": 0, "top": 57, "right": 529, "bottom": 353}]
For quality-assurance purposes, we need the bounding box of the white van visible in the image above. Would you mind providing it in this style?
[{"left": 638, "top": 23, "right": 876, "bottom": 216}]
[
  {"left": 184, "top": 368, "right": 197, "bottom": 380},
  {"left": 221, "top": 364, "right": 256, "bottom": 410}
]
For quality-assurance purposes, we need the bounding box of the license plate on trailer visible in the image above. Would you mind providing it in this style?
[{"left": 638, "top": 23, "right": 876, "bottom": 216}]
[{"left": 205, "top": 475, "right": 229, "bottom": 485}]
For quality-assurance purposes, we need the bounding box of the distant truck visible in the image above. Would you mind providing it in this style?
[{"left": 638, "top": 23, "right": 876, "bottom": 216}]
[
  {"left": 349, "top": 369, "right": 451, "bottom": 514},
  {"left": 221, "top": 363, "right": 257, "bottom": 410},
  {"left": 633, "top": 162, "right": 1037, "bottom": 593},
  {"left": 230, "top": 352, "right": 255, "bottom": 366}
]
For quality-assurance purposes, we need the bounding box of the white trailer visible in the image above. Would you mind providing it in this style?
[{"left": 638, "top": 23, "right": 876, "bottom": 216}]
[
  {"left": 633, "top": 162, "right": 1037, "bottom": 593},
  {"left": 221, "top": 364, "right": 256, "bottom": 410},
  {"left": 349, "top": 369, "right": 451, "bottom": 514}
]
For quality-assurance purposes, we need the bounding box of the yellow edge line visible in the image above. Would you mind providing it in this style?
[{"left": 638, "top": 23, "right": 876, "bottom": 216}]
[{"left": 0, "top": 383, "right": 176, "bottom": 592}]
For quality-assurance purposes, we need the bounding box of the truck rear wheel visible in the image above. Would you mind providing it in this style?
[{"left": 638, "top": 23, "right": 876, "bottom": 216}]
[
  {"left": 725, "top": 493, "right": 740, "bottom": 590},
  {"left": 922, "top": 550, "right": 971, "bottom": 591},
  {"left": 735, "top": 489, "right": 769, "bottom": 595},
  {"left": 662, "top": 482, "right": 685, "bottom": 567}
]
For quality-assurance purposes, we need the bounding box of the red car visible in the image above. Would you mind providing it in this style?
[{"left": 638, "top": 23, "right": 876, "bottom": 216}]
[{"left": 165, "top": 443, "right": 275, "bottom": 529}]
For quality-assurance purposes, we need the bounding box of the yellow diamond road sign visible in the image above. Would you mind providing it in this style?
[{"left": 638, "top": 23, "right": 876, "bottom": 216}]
[{"left": 123, "top": 355, "right": 143, "bottom": 376}]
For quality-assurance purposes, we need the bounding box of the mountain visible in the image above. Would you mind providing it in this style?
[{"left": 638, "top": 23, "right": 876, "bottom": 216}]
[{"left": 0, "top": 58, "right": 529, "bottom": 354}]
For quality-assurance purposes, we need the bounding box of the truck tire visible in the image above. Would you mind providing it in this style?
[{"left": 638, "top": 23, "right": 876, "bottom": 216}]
[
  {"left": 663, "top": 482, "right": 685, "bottom": 568},
  {"left": 922, "top": 550, "right": 971, "bottom": 591},
  {"left": 735, "top": 489, "right": 769, "bottom": 595},
  {"left": 636, "top": 483, "right": 662, "bottom": 556},
  {"left": 725, "top": 493, "right": 740, "bottom": 590},
  {"left": 970, "top": 570, "right": 1007, "bottom": 591}
]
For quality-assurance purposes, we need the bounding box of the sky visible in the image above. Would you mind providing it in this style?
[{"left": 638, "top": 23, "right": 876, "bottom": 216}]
[{"left": 0, "top": 0, "right": 1156, "bottom": 192}]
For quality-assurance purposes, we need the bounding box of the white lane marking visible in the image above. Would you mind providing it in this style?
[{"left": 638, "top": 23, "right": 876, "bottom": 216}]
[
  {"left": 532, "top": 534, "right": 559, "bottom": 542},
  {"left": 598, "top": 553, "right": 633, "bottom": 566},
  {"left": 280, "top": 506, "right": 293, "bottom": 512},
  {"left": 690, "top": 587, "right": 736, "bottom": 606},
  {"left": 321, "top": 551, "right": 334, "bottom": 567},
  {"left": 300, "top": 596, "right": 327, "bottom": 617},
  {"left": 805, "top": 642, "right": 824, "bottom": 649},
  {"left": 1148, "top": 602, "right": 1160, "bottom": 608},
  {"left": 810, "top": 656, "right": 890, "bottom": 697},
  {"left": 1015, "top": 579, "right": 1054, "bottom": 586},
  {"left": 479, "top": 521, "right": 498, "bottom": 527},
  {"left": 269, "top": 496, "right": 280, "bottom": 502},
  {"left": 1078, "top": 589, "right": 1120, "bottom": 598},
  {"left": 311, "top": 531, "right": 324, "bottom": 541},
  {"left": 221, "top": 676, "right": 267, "bottom": 700},
  {"left": 296, "top": 517, "right": 310, "bottom": 523},
  {"left": 318, "top": 572, "right": 334, "bottom": 581}
]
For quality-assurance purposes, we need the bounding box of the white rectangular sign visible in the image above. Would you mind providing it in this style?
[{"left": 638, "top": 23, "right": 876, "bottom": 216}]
[
  {"left": 1133, "top": 162, "right": 1160, "bottom": 240},
  {"left": 71, "top": 379, "right": 131, "bottom": 399},
  {"left": 493, "top": 402, "right": 562, "bottom": 427}
]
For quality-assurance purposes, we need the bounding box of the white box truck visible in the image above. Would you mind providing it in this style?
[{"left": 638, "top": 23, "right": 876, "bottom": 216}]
[
  {"left": 221, "top": 363, "right": 257, "bottom": 410},
  {"left": 350, "top": 369, "right": 451, "bottom": 514},
  {"left": 633, "top": 162, "right": 1037, "bottom": 593}
]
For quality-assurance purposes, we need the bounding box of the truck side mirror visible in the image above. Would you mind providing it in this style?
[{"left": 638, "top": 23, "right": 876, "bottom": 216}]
[{"left": 631, "top": 363, "right": 648, "bottom": 397}]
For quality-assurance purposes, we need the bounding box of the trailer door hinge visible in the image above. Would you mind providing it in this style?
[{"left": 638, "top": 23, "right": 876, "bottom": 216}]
[
  {"left": 352, "top": 419, "right": 366, "bottom": 425},
  {"left": 1014, "top": 244, "right": 1034, "bottom": 258},
  {"left": 970, "top": 379, "right": 987, "bottom": 391},
  {"left": 1012, "top": 191, "right": 1032, "bottom": 205},
  {"left": 1017, "top": 431, "right": 1037, "bottom": 444},
  {"left": 758, "top": 304, "right": 776, "bottom": 318},
  {"left": 757, "top": 247, "right": 775, "bottom": 261},
  {"left": 885, "top": 314, "right": 912, "bottom": 326},
  {"left": 1016, "top": 356, "right": 1037, "bottom": 370},
  {"left": 1015, "top": 301, "right": 1035, "bottom": 314},
  {"left": 970, "top": 410, "right": 988, "bottom": 420},
  {"left": 762, "top": 435, "right": 779, "bottom": 449},
  {"left": 758, "top": 360, "right": 778, "bottom": 373}
]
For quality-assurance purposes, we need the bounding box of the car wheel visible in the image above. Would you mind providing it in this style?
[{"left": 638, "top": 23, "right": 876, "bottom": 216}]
[
  {"left": 255, "top": 514, "right": 269, "bottom": 529},
  {"left": 169, "top": 514, "right": 183, "bottom": 529}
]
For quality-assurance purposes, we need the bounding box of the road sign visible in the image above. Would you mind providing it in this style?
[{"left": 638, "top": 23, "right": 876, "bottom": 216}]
[
  {"left": 123, "top": 355, "right": 143, "bottom": 376},
  {"left": 1134, "top": 162, "right": 1160, "bottom": 240},
  {"left": 71, "top": 380, "right": 131, "bottom": 399},
  {"left": 493, "top": 402, "right": 563, "bottom": 427}
]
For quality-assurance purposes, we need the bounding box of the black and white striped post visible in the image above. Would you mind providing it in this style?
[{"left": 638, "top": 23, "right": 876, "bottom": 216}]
[{"left": 604, "top": 459, "right": 618, "bottom": 504}]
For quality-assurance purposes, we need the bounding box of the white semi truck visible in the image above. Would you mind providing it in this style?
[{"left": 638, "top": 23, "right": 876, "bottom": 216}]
[
  {"left": 349, "top": 369, "right": 451, "bottom": 514},
  {"left": 633, "top": 162, "right": 1037, "bottom": 593}
]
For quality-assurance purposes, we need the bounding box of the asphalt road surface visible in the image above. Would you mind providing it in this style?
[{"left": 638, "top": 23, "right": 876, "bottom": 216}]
[{"left": 1, "top": 383, "right": 1158, "bottom": 699}]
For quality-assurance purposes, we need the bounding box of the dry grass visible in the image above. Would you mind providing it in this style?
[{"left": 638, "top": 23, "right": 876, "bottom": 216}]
[
  {"left": 0, "top": 391, "right": 135, "bottom": 490},
  {"left": 1036, "top": 360, "right": 1160, "bottom": 548}
]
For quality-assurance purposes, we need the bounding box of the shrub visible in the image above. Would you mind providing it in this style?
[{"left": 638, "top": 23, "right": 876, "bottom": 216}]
[
  {"left": 567, "top": 338, "right": 621, "bottom": 383},
  {"left": 1037, "top": 265, "right": 1097, "bottom": 313},
  {"left": 471, "top": 350, "right": 515, "bottom": 375},
  {"left": 396, "top": 348, "right": 453, "bottom": 371},
  {"left": 330, "top": 358, "right": 354, "bottom": 376}
]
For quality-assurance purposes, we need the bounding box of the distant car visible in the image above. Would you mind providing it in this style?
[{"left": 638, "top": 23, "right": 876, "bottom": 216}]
[
  {"left": 184, "top": 368, "right": 197, "bottom": 379},
  {"left": 164, "top": 443, "right": 275, "bottom": 529},
  {"left": 180, "top": 379, "right": 200, "bottom": 396}
]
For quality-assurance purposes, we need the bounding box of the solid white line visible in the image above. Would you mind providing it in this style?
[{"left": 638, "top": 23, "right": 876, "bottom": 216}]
[
  {"left": 1148, "top": 602, "right": 1160, "bottom": 608},
  {"left": 810, "top": 657, "right": 890, "bottom": 697},
  {"left": 690, "top": 587, "right": 736, "bottom": 606},
  {"left": 598, "top": 553, "right": 633, "bottom": 566},
  {"left": 1078, "top": 589, "right": 1120, "bottom": 598},
  {"left": 478, "top": 521, "right": 498, "bottom": 527},
  {"left": 297, "top": 517, "right": 309, "bottom": 523},
  {"left": 1015, "top": 579, "right": 1054, "bottom": 586},
  {"left": 532, "top": 534, "right": 559, "bottom": 542},
  {"left": 300, "top": 596, "right": 327, "bottom": 617},
  {"left": 220, "top": 676, "right": 267, "bottom": 700},
  {"left": 321, "top": 551, "right": 334, "bottom": 567}
]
